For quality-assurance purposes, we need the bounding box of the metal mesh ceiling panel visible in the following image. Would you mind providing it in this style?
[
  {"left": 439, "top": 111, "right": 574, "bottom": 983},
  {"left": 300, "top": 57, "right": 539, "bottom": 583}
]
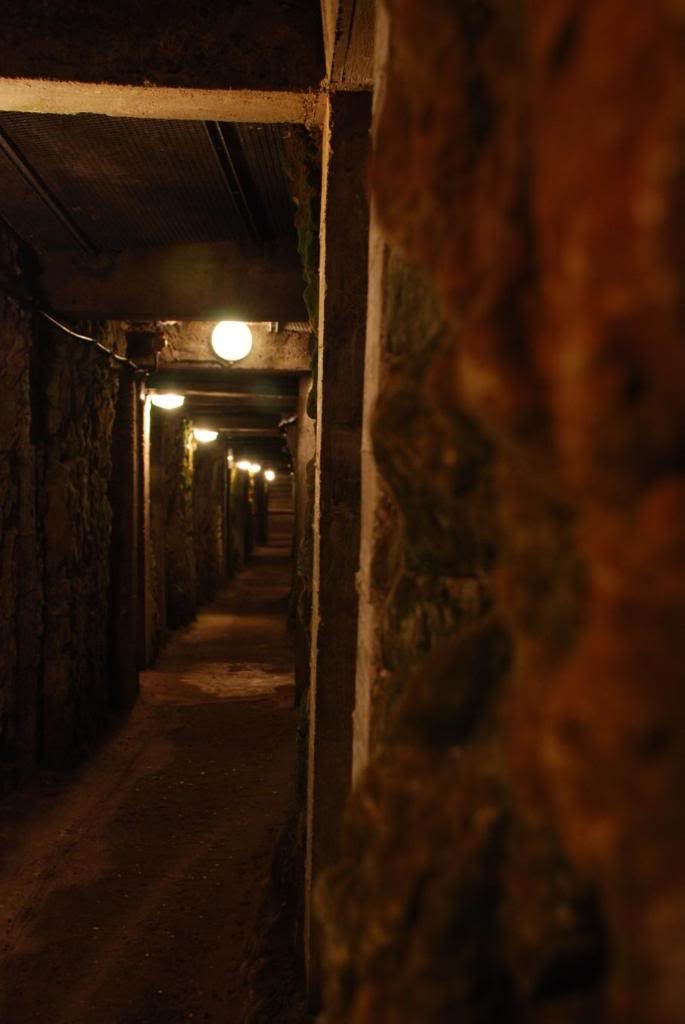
[
  {"left": 232, "top": 124, "right": 296, "bottom": 238},
  {"left": 0, "top": 143, "right": 76, "bottom": 251},
  {"left": 0, "top": 112, "right": 296, "bottom": 253}
]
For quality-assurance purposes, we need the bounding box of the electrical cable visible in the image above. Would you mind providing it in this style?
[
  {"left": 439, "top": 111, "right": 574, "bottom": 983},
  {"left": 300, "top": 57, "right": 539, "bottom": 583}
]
[
  {"left": 37, "top": 309, "right": 144, "bottom": 371},
  {"left": 39, "top": 309, "right": 95, "bottom": 343}
]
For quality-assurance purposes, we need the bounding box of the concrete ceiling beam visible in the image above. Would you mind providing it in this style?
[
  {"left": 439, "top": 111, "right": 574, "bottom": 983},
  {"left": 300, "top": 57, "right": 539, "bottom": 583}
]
[
  {"left": 321, "top": 0, "right": 375, "bottom": 89},
  {"left": 41, "top": 240, "right": 307, "bottom": 322},
  {"left": 213, "top": 426, "right": 282, "bottom": 437},
  {"left": 148, "top": 368, "right": 301, "bottom": 394},
  {"left": 188, "top": 413, "right": 283, "bottom": 431},
  {"left": 0, "top": 1, "right": 324, "bottom": 98},
  {"left": 157, "top": 322, "right": 312, "bottom": 374},
  {"left": 0, "top": 78, "right": 324, "bottom": 126},
  {"left": 172, "top": 390, "right": 298, "bottom": 405}
]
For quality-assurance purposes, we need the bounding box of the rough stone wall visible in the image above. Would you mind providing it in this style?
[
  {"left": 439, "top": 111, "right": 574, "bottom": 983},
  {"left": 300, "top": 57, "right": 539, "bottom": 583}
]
[
  {"left": 369, "top": 252, "right": 495, "bottom": 745},
  {"left": 319, "top": 2, "right": 685, "bottom": 1022},
  {"left": 157, "top": 416, "right": 197, "bottom": 632},
  {"left": 0, "top": 232, "right": 40, "bottom": 788},
  {"left": 228, "top": 467, "right": 254, "bottom": 574},
  {"left": 108, "top": 365, "right": 140, "bottom": 710},
  {"left": 193, "top": 442, "right": 226, "bottom": 605},
  {"left": 35, "top": 320, "right": 122, "bottom": 766},
  {"left": 0, "top": 220, "right": 132, "bottom": 778}
]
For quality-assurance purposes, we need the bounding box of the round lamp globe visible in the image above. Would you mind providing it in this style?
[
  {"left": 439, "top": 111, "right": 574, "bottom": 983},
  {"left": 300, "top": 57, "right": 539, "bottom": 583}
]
[{"left": 211, "top": 321, "right": 253, "bottom": 363}]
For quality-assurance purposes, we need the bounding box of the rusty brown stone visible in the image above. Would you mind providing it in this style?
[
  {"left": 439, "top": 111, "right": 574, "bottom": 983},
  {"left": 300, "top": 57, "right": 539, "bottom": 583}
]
[{"left": 320, "top": 1, "right": 685, "bottom": 1021}]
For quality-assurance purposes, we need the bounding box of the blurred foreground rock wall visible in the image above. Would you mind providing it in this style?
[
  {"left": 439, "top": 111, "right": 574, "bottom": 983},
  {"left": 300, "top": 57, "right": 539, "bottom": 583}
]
[{"left": 319, "top": 2, "right": 685, "bottom": 1021}]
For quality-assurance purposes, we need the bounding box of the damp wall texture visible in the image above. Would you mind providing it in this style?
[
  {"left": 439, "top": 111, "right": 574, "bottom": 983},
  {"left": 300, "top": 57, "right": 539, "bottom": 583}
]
[
  {"left": 149, "top": 423, "right": 260, "bottom": 653},
  {"left": 368, "top": 252, "right": 495, "bottom": 744},
  {"left": 228, "top": 465, "right": 255, "bottom": 574},
  {"left": 35, "top": 319, "right": 122, "bottom": 766},
  {"left": 193, "top": 443, "right": 226, "bottom": 605},
  {"left": 164, "top": 419, "right": 197, "bottom": 630},
  {"left": 319, "top": 2, "right": 685, "bottom": 1022},
  {"left": 150, "top": 413, "right": 200, "bottom": 646},
  {"left": 0, "top": 224, "right": 132, "bottom": 781},
  {"left": 0, "top": 231, "right": 40, "bottom": 786}
]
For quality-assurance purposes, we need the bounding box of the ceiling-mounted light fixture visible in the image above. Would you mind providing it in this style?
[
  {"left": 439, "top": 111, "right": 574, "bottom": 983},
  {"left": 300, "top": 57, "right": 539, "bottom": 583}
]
[
  {"left": 264, "top": 469, "right": 276, "bottom": 482},
  {"left": 150, "top": 392, "right": 185, "bottom": 410},
  {"left": 211, "top": 321, "right": 253, "bottom": 363},
  {"left": 193, "top": 428, "right": 219, "bottom": 444},
  {"left": 236, "top": 459, "right": 252, "bottom": 472},
  {"left": 250, "top": 462, "right": 262, "bottom": 475}
]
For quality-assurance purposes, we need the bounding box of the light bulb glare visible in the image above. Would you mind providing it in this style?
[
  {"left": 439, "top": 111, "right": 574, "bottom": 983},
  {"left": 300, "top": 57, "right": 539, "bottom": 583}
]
[
  {"left": 150, "top": 392, "right": 185, "bottom": 410},
  {"left": 264, "top": 469, "right": 276, "bottom": 482},
  {"left": 211, "top": 321, "right": 253, "bottom": 363},
  {"left": 250, "top": 463, "right": 262, "bottom": 475},
  {"left": 193, "top": 428, "right": 219, "bottom": 444},
  {"left": 236, "top": 459, "right": 252, "bottom": 472}
]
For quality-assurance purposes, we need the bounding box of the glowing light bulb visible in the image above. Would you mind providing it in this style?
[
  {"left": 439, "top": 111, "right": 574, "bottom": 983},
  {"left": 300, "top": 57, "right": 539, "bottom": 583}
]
[
  {"left": 150, "top": 392, "right": 185, "bottom": 410},
  {"left": 249, "top": 463, "right": 262, "bottom": 475},
  {"left": 236, "top": 459, "right": 252, "bottom": 471},
  {"left": 211, "top": 321, "right": 253, "bottom": 363},
  {"left": 264, "top": 469, "right": 276, "bottom": 482},
  {"left": 193, "top": 428, "right": 218, "bottom": 444}
]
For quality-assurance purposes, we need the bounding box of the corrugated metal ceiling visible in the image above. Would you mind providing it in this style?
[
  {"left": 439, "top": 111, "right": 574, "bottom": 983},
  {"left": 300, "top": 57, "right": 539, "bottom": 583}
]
[{"left": 0, "top": 112, "right": 296, "bottom": 254}]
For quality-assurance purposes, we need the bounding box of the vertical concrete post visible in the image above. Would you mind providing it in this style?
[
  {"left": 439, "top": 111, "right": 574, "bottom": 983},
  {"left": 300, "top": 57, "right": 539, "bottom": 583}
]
[
  {"left": 295, "top": 375, "right": 316, "bottom": 549},
  {"left": 139, "top": 392, "right": 153, "bottom": 667},
  {"left": 291, "top": 375, "right": 316, "bottom": 707},
  {"left": 109, "top": 367, "right": 140, "bottom": 707},
  {"left": 352, "top": 2, "right": 391, "bottom": 780},
  {"left": 305, "top": 90, "right": 372, "bottom": 982},
  {"left": 254, "top": 472, "right": 268, "bottom": 545},
  {"left": 222, "top": 447, "right": 230, "bottom": 578}
]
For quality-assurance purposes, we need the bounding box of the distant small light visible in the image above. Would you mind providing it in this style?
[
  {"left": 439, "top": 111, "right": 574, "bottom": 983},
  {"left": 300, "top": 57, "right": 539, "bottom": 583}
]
[
  {"left": 264, "top": 469, "right": 276, "bottom": 482},
  {"left": 211, "top": 321, "right": 253, "bottom": 363},
  {"left": 150, "top": 393, "right": 185, "bottom": 410},
  {"left": 236, "top": 459, "right": 252, "bottom": 472},
  {"left": 193, "top": 428, "right": 218, "bottom": 444},
  {"left": 250, "top": 463, "right": 262, "bottom": 475}
]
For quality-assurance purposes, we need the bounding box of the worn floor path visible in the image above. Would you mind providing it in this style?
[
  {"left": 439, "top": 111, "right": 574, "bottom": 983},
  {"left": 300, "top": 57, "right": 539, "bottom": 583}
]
[{"left": 0, "top": 515, "right": 297, "bottom": 1024}]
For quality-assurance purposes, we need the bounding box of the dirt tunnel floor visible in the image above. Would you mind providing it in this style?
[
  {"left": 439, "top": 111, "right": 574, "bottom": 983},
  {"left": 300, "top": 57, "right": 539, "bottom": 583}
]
[{"left": 0, "top": 514, "right": 298, "bottom": 1024}]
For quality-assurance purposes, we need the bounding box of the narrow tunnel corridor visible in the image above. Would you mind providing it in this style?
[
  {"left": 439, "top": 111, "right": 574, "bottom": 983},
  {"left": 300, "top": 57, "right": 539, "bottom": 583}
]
[
  {"left": 0, "top": 506, "right": 297, "bottom": 1024},
  {"left": 2, "top": 3, "right": 685, "bottom": 1022}
]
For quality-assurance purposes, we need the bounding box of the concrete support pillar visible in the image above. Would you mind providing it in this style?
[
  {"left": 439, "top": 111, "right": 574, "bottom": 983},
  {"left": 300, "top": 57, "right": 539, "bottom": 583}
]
[
  {"left": 139, "top": 393, "right": 153, "bottom": 667},
  {"left": 223, "top": 449, "right": 231, "bottom": 578},
  {"left": 290, "top": 375, "right": 316, "bottom": 707},
  {"left": 305, "top": 90, "right": 372, "bottom": 983},
  {"left": 109, "top": 368, "right": 140, "bottom": 707},
  {"left": 295, "top": 375, "right": 316, "bottom": 550},
  {"left": 352, "top": 2, "right": 391, "bottom": 780},
  {"left": 254, "top": 472, "right": 268, "bottom": 545}
]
